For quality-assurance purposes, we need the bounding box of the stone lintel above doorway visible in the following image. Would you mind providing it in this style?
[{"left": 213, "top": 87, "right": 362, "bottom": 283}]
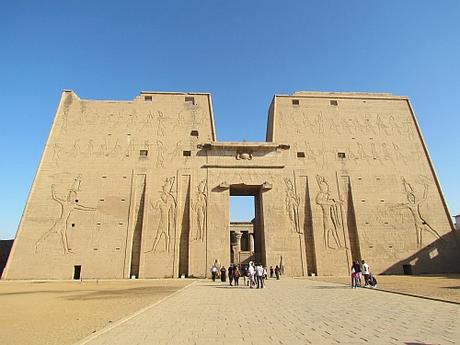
[
  {"left": 199, "top": 142, "right": 290, "bottom": 161},
  {"left": 198, "top": 142, "right": 290, "bottom": 152}
]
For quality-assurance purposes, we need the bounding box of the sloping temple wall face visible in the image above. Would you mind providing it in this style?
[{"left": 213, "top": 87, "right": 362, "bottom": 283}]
[{"left": 2, "top": 91, "right": 458, "bottom": 279}]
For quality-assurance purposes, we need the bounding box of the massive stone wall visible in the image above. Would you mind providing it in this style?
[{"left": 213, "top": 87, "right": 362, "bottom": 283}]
[{"left": 2, "top": 90, "right": 458, "bottom": 280}]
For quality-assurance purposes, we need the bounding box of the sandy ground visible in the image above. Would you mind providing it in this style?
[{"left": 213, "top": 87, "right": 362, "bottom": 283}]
[
  {"left": 307, "top": 274, "right": 460, "bottom": 303},
  {"left": 0, "top": 279, "right": 192, "bottom": 345},
  {"left": 1, "top": 276, "right": 458, "bottom": 345}
]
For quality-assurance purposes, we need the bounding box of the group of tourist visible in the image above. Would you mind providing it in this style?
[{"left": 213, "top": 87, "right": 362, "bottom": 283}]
[
  {"left": 351, "top": 259, "right": 377, "bottom": 288},
  {"left": 210, "top": 261, "right": 282, "bottom": 288}
]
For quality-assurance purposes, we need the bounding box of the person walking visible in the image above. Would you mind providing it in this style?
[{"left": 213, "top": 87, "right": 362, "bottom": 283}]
[
  {"left": 274, "top": 265, "right": 280, "bottom": 280},
  {"left": 269, "top": 266, "right": 274, "bottom": 278},
  {"left": 256, "top": 263, "right": 264, "bottom": 288}
]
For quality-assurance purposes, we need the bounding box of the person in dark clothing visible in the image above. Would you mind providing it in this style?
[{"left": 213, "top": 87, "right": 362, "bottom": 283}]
[
  {"left": 233, "top": 266, "right": 240, "bottom": 286},
  {"left": 220, "top": 266, "right": 226, "bottom": 282},
  {"left": 228, "top": 265, "right": 234, "bottom": 286},
  {"left": 269, "top": 266, "right": 274, "bottom": 278},
  {"left": 275, "top": 265, "right": 280, "bottom": 280},
  {"left": 351, "top": 260, "right": 362, "bottom": 287}
]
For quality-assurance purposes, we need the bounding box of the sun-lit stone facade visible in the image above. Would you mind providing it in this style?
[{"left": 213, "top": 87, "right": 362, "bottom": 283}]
[{"left": 2, "top": 90, "right": 458, "bottom": 280}]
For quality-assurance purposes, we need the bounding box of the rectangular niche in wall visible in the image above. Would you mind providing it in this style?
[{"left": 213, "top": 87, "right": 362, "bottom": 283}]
[
  {"left": 73, "top": 265, "right": 81, "bottom": 280},
  {"left": 185, "top": 96, "right": 195, "bottom": 105}
]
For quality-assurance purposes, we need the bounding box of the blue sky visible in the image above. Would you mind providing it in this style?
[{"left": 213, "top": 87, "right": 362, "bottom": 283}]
[{"left": 1, "top": 1, "right": 459, "bottom": 238}]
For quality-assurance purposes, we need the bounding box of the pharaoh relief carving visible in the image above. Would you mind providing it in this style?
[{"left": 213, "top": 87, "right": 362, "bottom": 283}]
[
  {"left": 146, "top": 177, "right": 177, "bottom": 253},
  {"left": 315, "top": 175, "right": 343, "bottom": 250},
  {"left": 284, "top": 178, "right": 302, "bottom": 234},
  {"left": 391, "top": 177, "right": 442, "bottom": 248},
  {"left": 35, "top": 176, "right": 96, "bottom": 255},
  {"left": 192, "top": 180, "right": 207, "bottom": 241}
]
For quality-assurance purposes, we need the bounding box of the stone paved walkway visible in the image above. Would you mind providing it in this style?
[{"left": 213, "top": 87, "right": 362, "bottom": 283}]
[{"left": 76, "top": 278, "right": 459, "bottom": 345}]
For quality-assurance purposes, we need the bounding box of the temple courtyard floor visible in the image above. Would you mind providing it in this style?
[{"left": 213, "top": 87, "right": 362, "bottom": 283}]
[{"left": 0, "top": 275, "right": 458, "bottom": 345}]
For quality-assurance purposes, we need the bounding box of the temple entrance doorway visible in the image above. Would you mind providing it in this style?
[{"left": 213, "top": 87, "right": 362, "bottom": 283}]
[{"left": 229, "top": 185, "right": 266, "bottom": 267}]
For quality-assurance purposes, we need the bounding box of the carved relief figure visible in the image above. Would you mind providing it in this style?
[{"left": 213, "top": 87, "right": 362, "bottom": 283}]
[
  {"left": 124, "top": 138, "right": 135, "bottom": 158},
  {"left": 157, "top": 111, "right": 167, "bottom": 136},
  {"left": 125, "top": 110, "right": 138, "bottom": 128},
  {"left": 388, "top": 115, "right": 400, "bottom": 134},
  {"left": 86, "top": 140, "right": 94, "bottom": 157},
  {"left": 110, "top": 139, "right": 122, "bottom": 157},
  {"left": 52, "top": 144, "right": 63, "bottom": 167},
  {"left": 329, "top": 117, "right": 342, "bottom": 135},
  {"left": 170, "top": 141, "right": 183, "bottom": 157},
  {"left": 351, "top": 118, "right": 365, "bottom": 135},
  {"left": 392, "top": 178, "right": 442, "bottom": 248},
  {"left": 376, "top": 114, "right": 389, "bottom": 135},
  {"left": 340, "top": 118, "right": 353, "bottom": 134},
  {"left": 381, "top": 143, "right": 393, "bottom": 164},
  {"left": 284, "top": 178, "right": 302, "bottom": 234},
  {"left": 35, "top": 176, "right": 96, "bottom": 254},
  {"left": 370, "top": 143, "right": 381, "bottom": 162},
  {"left": 363, "top": 115, "right": 376, "bottom": 135},
  {"left": 392, "top": 143, "right": 407, "bottom": 164},
  {"left": 146, "top": 177, "right": 177, "bottom": 253},
  {"left": 315, "top": 175, "right": 343, "bottom": 249},
  {"left": 192, "top": 179, "right": 207, "bottom": 241},
  {"left": 142, "top": 110, "right": 155, "bottom": 130},
  {"left": 357, "top": 142, "right": 370, "bottom": 163},
  {"left": 304, "top": 142, "right": 317, "bottom": 161},
  {"left": 316, "top": 112, "right": 325, "bottom": 134},
  {"left": 98, "top": 139, "right": 108, "bottom": 157},
  {"left": 156, "top": 140, "right": 165, "bottom": 168},
  {"left": 70, "top": 139, "right": 81, "bottom": 157},
  {"left": 191, "top": 108, "right": 203, "bottom": 126}
]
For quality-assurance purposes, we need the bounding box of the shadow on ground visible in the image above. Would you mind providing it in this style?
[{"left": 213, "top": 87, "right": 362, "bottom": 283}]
[{"left": 383, "top": 231, "right": 460, "bottom": 275}]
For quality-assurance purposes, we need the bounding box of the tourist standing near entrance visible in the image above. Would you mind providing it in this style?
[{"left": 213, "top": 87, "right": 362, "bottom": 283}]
[
  {"left": 233, "top": 266, "right": 240, "bottom": 286},
  {"left": 256, "top": 263, "right": 264, "bottom": 288},
  {"left": 269, "top": 266, "right": 274, "bottom": 278},
  {"left": 274, "top": 265, "right": 280, "bottom": 280},
  {"left": 351, "top": 261, "right": 361, "bottom": 288},
  {"left": 248, "top": 261, "right": 256, "bottom": 288},
  {"left": 211, "top": 264, "right": 218, "bottom": 282},
  {"left": 362, "top": 260, "right": 370, "bottom": 287},
  {"left": 228, "top": 264, "right": 234, "bottom": 286},
  {"left": 220, "top": 266, "right": 227, "bottom": 282}
]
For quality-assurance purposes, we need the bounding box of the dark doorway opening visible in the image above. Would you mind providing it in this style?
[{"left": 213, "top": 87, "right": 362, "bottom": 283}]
[{"left": 73, "top": 265, "right": 81, "bottom": 280}]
